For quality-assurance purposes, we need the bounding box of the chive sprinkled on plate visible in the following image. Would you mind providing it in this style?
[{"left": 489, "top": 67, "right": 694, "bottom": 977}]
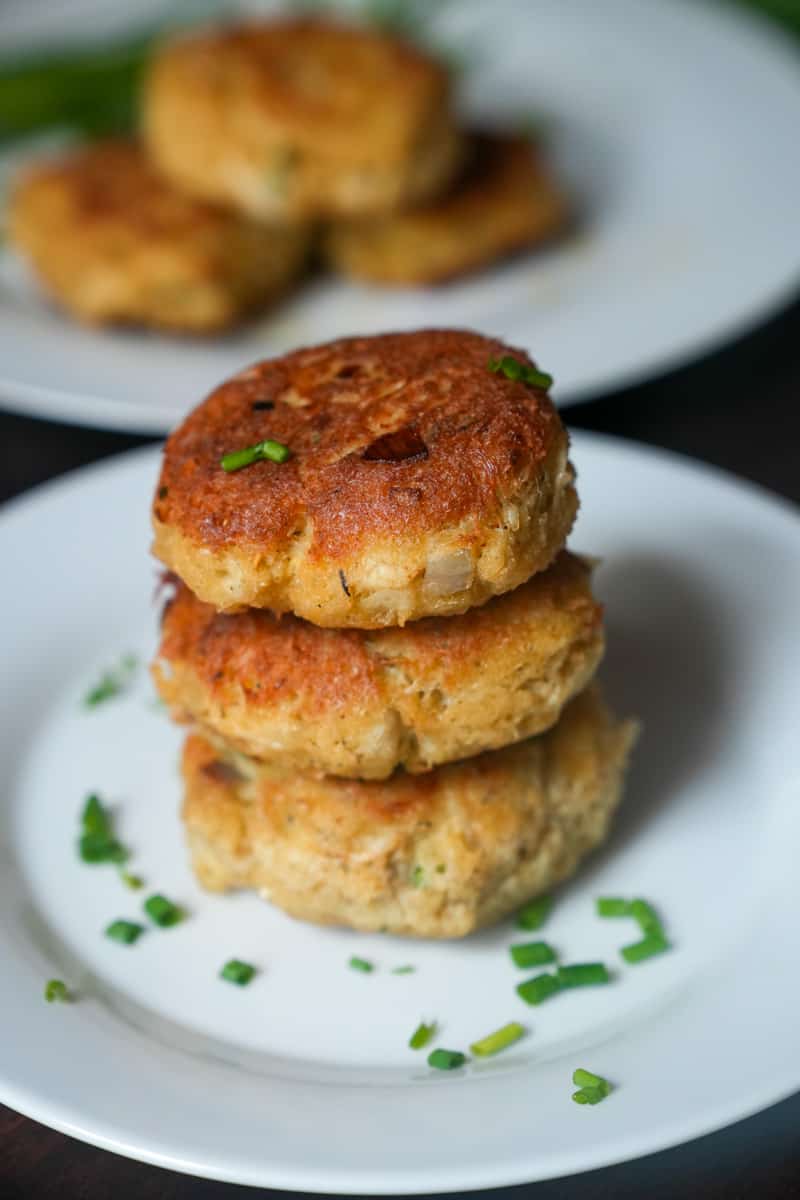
[
  {"left": 44, "top": 979, "right": 71, "bottom": 1003},
  {"left": 515, "top": 895, "right": 553, "bottom": 931},
  {"left": 487, "top": 355, "right": 553, "bottom": 390},
  {"left": 120, "top": 870, "right": 144, "bottom": 890},
  {"left": 392, "top": 965, "right": 416, "bottom": 975},
  {"left": 427, "top": 1048, "right": 467, "bottom": 1071},
  {"left": 409, "top": 1021, "right": 437, "bottom": 1050},
  {"left": 220, "top": 439, "right": 291, "bottom": 472},
  {"left": 571, "top": 1068, "right": 612, "bottom": 1105},
  {"left": 143, "top": 893, "right": 183, "bottom": 927},
  {"left": 348, "top": 956, "right": 374, "bottom": 973},
  {"left": 220, "top": 959, "right": 256, "bottom": 986},
  {"left": 620, "top": 933, "right": 670, "bottom": 963},
  {"left": 510, "top": 941, "right": 556, "bottom": 968},
  {"left": 516, "top": 972, "right": 561, "bottom": 1006},
  {"left": 629, "top": 898, "right": 663, "bottom": 936},
  {"left": 105, "top": 919, "right": 144, "bottom": 945},
  {"left": 557, "top": 963, "right": 611, "bottom": 988},
  {"left": 84, "top": 653, "right": 137, "bottom": 707},
  {"left": 78, "top": 793, "right": 128, "bottom": 865},
  {"left": 596, "top": 897, "right": 630, "bottom": 917},
  {"left": 470, "top": 1022, "right": 526, "bottom": 1058}
]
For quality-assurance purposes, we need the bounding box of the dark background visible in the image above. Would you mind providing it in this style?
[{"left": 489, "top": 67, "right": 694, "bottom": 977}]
[{"left": 2, "top": 292, "right": 799, "bottom": 1197}]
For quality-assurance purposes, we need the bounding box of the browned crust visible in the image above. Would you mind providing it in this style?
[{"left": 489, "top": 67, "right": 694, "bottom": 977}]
[{"left": 153, "top": 329, "right": 566, "bottom": 560}]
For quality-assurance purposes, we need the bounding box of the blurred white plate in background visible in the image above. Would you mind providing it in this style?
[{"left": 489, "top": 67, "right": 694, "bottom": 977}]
[{"left": 1, "top": 0, "right": 800, "bottom": 433}]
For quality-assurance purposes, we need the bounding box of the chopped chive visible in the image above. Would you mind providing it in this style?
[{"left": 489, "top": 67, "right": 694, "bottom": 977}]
[
  {"left": 84, "top": 654, "right": 137, "bottom": 707},
  {"left": 573, "top": 1067, "right": 610, "bottom": 1091},
  {"left": 629, "top": 898, "right": 663, "bottom": 936},
  {"left": 220, "top": 439, "right": 291, "bottom": 472},
  {"left": 409, "top": 1021, "right": 437, "bottom": 1050},
  {"left": 82, "top": 793, "right": 107, "bottom": 835},
  {"left": 515, "top": 895, "right": 553, "bottom": 931},
  {"left": 557, "top": 963, "right": 611, "bottom": 988},
  {"left": 220, "top": 959, "right": 256, "bottom": 986},
  {"left": 487, "top": 355, "right": 553, "bottom": 390},
  {"left": 105, "top": 919, "right": 144, "bottom": 945},
  {"left": 120, "top": 870, "right": 144, "bottom": 890},
  {"left": 143, "top": 893, "right": 183, "bottom": 928},
  {"left": 392, "top": 965, "right": 416, "bottom": 975},
  {"left": 510, "top": 940, "right": 556, "bottom": 968},
  {"left": 410, "top": 865, "right": 425, "bottom": 887},
  {"left": 44, "top": 979, "right": 70, "bottom": 1003},
  {"left": 470, "top": 1022, "right": 526, "bottom": 1058},
  {"left": 427, "top": 1048, "right": 467, "bottom": 1071},
  {"left": 516, "top": 972, "right": 562, "bottom": 1006},
  {"left": 348, "top": 956, "right": 374, "bottom": 973},
  {"left": 572, "top": 1085, "right": 608, "bottom": 1106},
  {"left": 621, "top": 933, "right": 670, "bottom": 964},
  {"left": 78, "top": 793, "right": 129, "bottom": 864},
  {"left": 596, "top": 897, "right": 630, "bottom": 917}
]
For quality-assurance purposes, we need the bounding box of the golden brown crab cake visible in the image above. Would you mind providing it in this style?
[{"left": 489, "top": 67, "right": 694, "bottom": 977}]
[
  {"left": 154, "top": 551, "right": 603, "bottom": 779},
  {"left": 151, "top": 329, "right": 577, "bottom": 627},
  {"left": 7, "top": 141, "right": 310, "bottom": 333},
  {"left": 325, "top": 132, "right": 568, "bottom": 285},
  {"left": 181, "top": 685, "right": 637, "bottom": 938},
  {"left": 141, "top": 19, "right": 463, "bottom": 221}
]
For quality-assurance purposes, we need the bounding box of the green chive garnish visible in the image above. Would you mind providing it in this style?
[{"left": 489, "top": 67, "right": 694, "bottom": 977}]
[
  {"left": 487, "top": 355, "right": 553, "bottom": 390},
  {"left": 44, "top": 979, "right": 70, "bottom": 1003},
  {"left": 78, "top": 793, "right": 128, "bottom": 864},
  {"left": 557, "top": 963, "right": 611, "bottom": 988},
  {"left": 84, "top": 654, "right": 137, "bottom": 707},
  {"left": 348, "top": 956, "right": 374, "bottom": 973},
  {"left": 105, "top": 919, "right": 144, "bottom": 945},
  {"left": 620, "top": 934, "right": 670, "bottom": 964},
  {"left": 409, "top": 1021, "right": 437, "bottom": 1050},
  {"left": 392, "top": 965, "right": 416, "bottom": 975},
  {"left": 120, "top": 870, "right": 144, "bottom": 890},
  {"left": 469, "top": 1022, "right": 526, "bottom": 1057},
  {"left": 220, "top": 959, "right": 256, "bottom": 985},
  {"left": 515, "top": 895, "right": 553, "bottom": 931},
  {"left": 572, "top": 1085, "right": 608, "bottom": 1106},
  {"left": 220, "top": 440, "right": 291, "bottom": 472},
  {"left": 573, "top": 1067, "right": 610, "bottom": 1091},
  {"left": 410, "top": 865, "right": 425, "bottom": 887},
  {"left": 143, "top": 893, "right": 183, "bottom": 927},
  {"left": 629, "top": 898, "right": 663, "bottom": 936},
  {"left": 509, "top": 941, "right": 556, "bottom": 968},
  {"left": 516, "top": 972, "right": 562, "bottom": 1006},
  {"left": 427, "top": 1048, "right": 467, "bottom": 1071},
  {"left": 596, "top": 897, "right": 630, "bottom": 917}
]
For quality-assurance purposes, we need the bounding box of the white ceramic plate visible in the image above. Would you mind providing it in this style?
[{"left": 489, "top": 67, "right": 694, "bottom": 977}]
[
  {"left": 2, "top": 0, "right": 800, "bottom": 432},
  {"left": 2, "top": 432, "right": 800, "bottom": 1191}
]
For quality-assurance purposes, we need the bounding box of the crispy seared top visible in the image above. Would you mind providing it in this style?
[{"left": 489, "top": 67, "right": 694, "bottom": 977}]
[
  {"left": 147, "top": 18, "right": 451, "bottom": 164},
  {"left": 153, "top": 329, "right": 564, "bottom": 560},
  {"left": 10, "top": 140, "right": 239, "bottom": 238},
  {"left": 158, "top": 551, "right": 599, "bottom": 715}
]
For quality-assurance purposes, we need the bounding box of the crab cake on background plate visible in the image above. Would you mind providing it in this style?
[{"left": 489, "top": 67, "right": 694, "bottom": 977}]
[
  {"left": 151, "top": 329, "right": 577, "bottom": 627},
  {"left": 154, "top": 551, "right": 603, "bottom": 779},
  {"left": 142, "top": 19, "right": 463, "bottom": 221},
  {"left": 7, "top": 141, "right": 311, "bottom": 334},
  {"left": 181, "top": 685, "right": 637, "bottom": 938},
  {"left": 325, "top": 132, "right": 568, "bottom": 285}
]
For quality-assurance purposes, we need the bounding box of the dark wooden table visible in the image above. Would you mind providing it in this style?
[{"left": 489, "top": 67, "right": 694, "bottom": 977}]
[{"left": 2, "top": 300, "right": 799, "bottom": 1198}]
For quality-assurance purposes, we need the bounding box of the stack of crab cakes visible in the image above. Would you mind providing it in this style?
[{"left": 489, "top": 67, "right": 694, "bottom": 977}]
[
  {"left": 9, "top": 16, "right": 567, "bottom": 334},
  {"left": 151, "top": 328, "right": 636, "bottom": 938}
]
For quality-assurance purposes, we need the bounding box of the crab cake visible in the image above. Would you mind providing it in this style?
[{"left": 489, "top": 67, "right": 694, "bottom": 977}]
[
  {"left": 142, "top": 19, "right": 463, "bottom": 221},
  {"left": 152, "top": 330, "right": 577, "bottom": 626},
  {"left": 325, "top": 133, "right": 567, "bottom": 285},
  {"left": 154, "top": 551, "right": 603, "bottom": 779},
  {"left": 7, "top": 141, "right": 310, "bottom": 333},
  {"left": 181, "top": 685, "right": 637, "bottom": 938}
]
